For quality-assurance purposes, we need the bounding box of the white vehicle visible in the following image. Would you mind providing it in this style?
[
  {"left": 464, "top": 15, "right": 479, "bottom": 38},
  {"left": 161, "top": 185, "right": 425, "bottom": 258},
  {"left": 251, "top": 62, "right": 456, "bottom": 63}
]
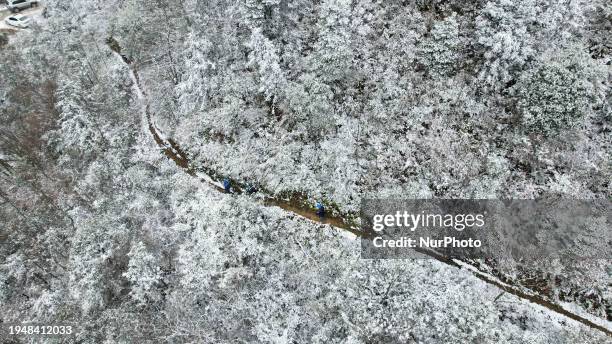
[
  {"left": 7, "top": 0, "right": 39, "bottom": 12},
  {"left": 5, "top": 14, "right": 31, "bottom": 28}
]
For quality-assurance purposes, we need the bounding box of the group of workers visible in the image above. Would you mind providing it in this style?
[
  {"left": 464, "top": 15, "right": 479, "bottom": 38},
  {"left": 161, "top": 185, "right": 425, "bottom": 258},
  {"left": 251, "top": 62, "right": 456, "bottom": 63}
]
[
  {"left": 222, "top": 178, "right": 325, "bottom": 219},
  {"left": 223, "top": 178, "right": 257, "bottom": 195}
]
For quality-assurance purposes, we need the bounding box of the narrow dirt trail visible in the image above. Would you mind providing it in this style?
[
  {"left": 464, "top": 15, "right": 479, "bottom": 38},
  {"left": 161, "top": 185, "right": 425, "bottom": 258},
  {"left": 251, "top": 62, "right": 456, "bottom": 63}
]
[{"left": 106, "top": 38, "right": 612, "bottom": 337}]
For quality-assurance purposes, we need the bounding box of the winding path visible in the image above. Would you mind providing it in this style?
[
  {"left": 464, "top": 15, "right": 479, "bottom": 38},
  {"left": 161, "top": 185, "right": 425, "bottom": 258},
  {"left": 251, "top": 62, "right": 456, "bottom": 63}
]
[{"left": 106, "top": 38, "right": 612, "bottom": 337}]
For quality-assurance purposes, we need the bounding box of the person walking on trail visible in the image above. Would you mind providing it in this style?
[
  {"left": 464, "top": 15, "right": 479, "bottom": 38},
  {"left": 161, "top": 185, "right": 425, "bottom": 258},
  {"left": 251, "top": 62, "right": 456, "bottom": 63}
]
[
  {"left": 315, "top": 201, "right": 325, "bottom": 218},
  {"left": 245, "top": 182, "right": 257, "bottom": 195},
  {"left": 223, "top": 178, "right": 231, "bottom": 193}
]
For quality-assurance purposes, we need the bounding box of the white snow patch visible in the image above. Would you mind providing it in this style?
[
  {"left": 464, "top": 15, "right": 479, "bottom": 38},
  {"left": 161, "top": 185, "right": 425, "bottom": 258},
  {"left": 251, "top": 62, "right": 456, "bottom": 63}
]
[
  {"left": 110, "top": 49, "right": 155, "bottom": 146},
  {"left": 196, "top": 171, "right": 223, "bottom": 189},
  {"left": 340, "top": 229, "right": 358, "bottom": 241}
]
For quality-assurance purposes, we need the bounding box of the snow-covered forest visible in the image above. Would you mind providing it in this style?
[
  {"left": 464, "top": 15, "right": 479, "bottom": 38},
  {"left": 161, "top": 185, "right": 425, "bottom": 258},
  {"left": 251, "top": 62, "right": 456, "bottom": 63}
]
[{"left": 0, "top": 0, "right": 610, "bottom": 342}]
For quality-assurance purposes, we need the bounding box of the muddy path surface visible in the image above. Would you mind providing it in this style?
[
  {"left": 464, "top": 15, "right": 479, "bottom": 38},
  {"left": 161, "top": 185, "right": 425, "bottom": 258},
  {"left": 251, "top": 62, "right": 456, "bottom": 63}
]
[{"left": 106, "top": 38, "right": 611, "bottom": 337}]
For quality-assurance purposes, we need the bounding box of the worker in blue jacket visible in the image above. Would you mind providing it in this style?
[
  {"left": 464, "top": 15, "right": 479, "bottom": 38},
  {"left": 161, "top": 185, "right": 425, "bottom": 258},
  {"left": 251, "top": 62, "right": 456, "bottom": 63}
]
[
  {"left": 315, "top": 201, "right": 325, "bottom": 218},
  {"left": 245, "top": 182, "right": 257, "bottom": 195},
  {"left": 223, "top": 178, "right": 231, "bottom": 193}
]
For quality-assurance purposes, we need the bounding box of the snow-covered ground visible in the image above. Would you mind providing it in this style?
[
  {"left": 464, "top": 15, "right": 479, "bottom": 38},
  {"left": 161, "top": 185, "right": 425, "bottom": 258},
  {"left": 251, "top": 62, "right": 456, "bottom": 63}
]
[
  {"left": 2, "top": 0, "right": 610, "bottom": 342},
  {"left": 112, "top": 34, "right": 612, "bottom": 338}
]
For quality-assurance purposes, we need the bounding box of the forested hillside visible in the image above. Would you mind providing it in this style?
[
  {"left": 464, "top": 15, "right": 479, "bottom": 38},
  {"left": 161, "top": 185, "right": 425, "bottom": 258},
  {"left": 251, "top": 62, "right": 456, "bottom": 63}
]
[{"left": 0, "top": 0, "right": 610, "bottom": 342}]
